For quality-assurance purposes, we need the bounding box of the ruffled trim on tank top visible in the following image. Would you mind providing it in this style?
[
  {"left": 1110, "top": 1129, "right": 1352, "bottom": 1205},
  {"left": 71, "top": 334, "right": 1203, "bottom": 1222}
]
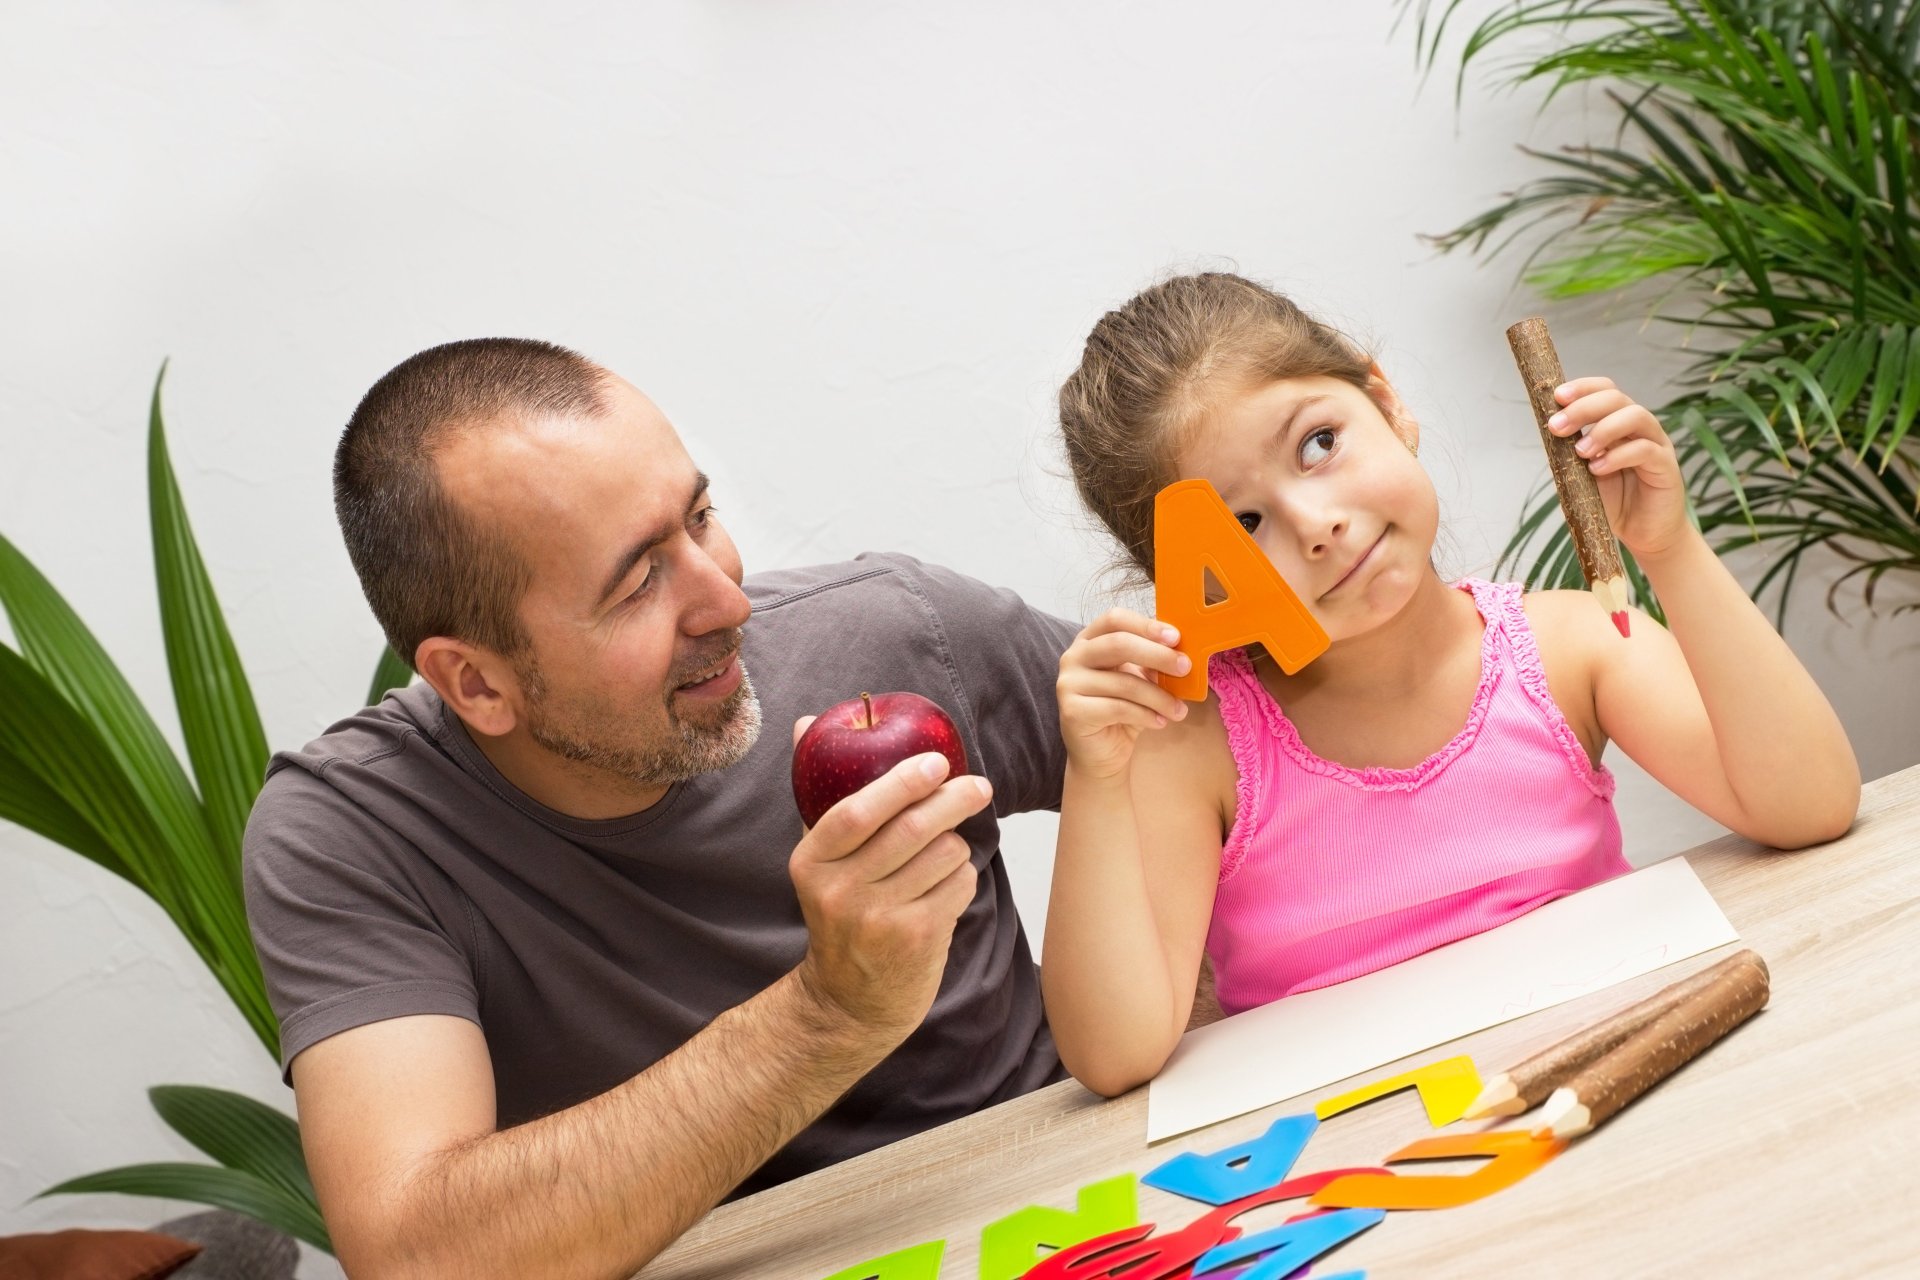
[
  {"left": 1218, "top": 590, "right": 1502, "bottom": 793},
  {"left": 1477, "top": 579, "right": 1617, "bottom": 801},
  {"left": 1206, "top": 650, "right": 1271, "bottom": 884},
  {"left": 1209, "top": 578, "right": 1613, "bottom": 882}
]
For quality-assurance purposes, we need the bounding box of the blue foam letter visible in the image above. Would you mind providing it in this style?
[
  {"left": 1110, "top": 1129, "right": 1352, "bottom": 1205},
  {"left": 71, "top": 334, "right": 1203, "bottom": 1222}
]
[
  {"left": 1142, "top": 1113, "right": 1318, "bottom": 1206},
  {"left": 1192, "top": 1208, "right": 1384, "bottom": 1279}
]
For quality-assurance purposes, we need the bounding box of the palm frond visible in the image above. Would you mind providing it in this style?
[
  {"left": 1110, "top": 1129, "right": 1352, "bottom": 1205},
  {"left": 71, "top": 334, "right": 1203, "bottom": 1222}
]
[{"left": 1402, "top": 0, "right": 1920, "bottom": 616}]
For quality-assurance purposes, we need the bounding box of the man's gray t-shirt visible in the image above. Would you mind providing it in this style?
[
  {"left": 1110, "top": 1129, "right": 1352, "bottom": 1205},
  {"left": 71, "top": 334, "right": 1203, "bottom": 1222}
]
[{"left": 242, "top": 553, "right": 1077, "bottom": 1195}]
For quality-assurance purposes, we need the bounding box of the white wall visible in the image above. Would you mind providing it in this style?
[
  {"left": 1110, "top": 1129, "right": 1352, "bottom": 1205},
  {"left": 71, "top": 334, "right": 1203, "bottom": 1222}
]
[{"left": 4, "top": 3, "right": 1915, "bottom": 1272}]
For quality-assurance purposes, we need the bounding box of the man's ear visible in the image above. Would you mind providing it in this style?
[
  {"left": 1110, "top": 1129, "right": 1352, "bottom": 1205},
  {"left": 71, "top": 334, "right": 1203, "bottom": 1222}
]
[
  {"left": 1366, "top": 362, "right": 1421, "bottom": 457},
  {"left": 416, "top": 636, "right": 524, "bottom": 738}
]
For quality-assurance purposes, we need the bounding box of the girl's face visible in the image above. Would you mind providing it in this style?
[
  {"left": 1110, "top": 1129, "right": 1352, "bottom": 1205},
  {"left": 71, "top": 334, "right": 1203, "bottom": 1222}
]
[{"left": 1175, "top": 373, "right": 1438, "bottom": 642}]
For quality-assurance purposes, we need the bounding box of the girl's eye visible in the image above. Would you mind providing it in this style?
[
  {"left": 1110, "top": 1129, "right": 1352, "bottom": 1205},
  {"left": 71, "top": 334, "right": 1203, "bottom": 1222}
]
[
  {"left": 1301, "top": 426, "right": 1338, "bottom": 466},
  {"left": 1236, "top": 511, "right": 1260, "bottom": 534}
]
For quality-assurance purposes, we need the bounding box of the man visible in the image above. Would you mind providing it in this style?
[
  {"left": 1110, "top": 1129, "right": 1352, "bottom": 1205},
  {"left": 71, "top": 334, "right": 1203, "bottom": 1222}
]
[{"left": 242, "top": 338, "right": 1077, "bottom": 1278}]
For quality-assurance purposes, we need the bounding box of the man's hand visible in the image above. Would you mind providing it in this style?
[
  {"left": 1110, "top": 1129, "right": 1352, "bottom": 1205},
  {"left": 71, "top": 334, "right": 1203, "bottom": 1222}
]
[
  {"left": 786, "top": 715, "right": 992, "bottom": 1037},
  {"left": 287, "top": 720, "right": 992, "bottom": 1280}
]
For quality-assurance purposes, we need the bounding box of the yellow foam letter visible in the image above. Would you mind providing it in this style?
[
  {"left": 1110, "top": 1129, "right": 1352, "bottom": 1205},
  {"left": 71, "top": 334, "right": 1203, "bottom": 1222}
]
[{"left": 1314, "top": 1055, "right": 1482, "bottom": 1128}]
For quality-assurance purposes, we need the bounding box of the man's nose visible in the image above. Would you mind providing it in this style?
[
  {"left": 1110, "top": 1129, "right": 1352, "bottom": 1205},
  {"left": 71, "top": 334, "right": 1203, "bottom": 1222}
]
[{"left": 680, "top": 545, "right": 751, "bottom": 636}]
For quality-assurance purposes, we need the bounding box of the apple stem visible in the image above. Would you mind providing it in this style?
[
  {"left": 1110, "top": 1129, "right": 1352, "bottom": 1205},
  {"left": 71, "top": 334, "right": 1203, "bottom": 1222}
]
[{"left": 860, "top": 691, "right": 874, "bottom": 729}]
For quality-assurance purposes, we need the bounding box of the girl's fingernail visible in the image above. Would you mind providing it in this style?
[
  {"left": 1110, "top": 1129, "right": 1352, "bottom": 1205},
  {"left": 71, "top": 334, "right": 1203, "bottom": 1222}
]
[
  {"left": 1575, "top": 436, "right": 1595, "bottom": 455},
  {"left": 1555, "top": 383, "right": 1571, "bottom": 399},
  {"left": 1548, "top": 412, "right": 1568, "bottom": 431},
  {"left": 1175, "top": 654, "right": 1192, "bottom": 674},
  {"left": 1160, "top": 625, "right": 1180, "bottom": 643}
]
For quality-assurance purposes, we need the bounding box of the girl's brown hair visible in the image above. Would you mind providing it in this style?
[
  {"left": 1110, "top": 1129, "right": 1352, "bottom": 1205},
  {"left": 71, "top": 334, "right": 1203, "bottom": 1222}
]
[{"left": 1058, "top": 272, "right": 1376, "bottom": 586}]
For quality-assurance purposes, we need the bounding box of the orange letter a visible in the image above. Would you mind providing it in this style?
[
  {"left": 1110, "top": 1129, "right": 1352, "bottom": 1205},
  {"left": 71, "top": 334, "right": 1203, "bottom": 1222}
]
[{"left": 1154, "top": 479, "right": 1328, "bottom": 701}]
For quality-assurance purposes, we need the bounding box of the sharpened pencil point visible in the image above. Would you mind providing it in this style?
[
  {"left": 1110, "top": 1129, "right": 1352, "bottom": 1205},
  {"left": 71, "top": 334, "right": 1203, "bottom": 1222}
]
[
  {"left": 1536, "top": 1088, "right": 1591, "bottom": 1140},
  {"left": 1611, "top": 610, "right": 1631, "bottom": 638},
  {"left": 1462, "top": 1076, "right": 1519, "bottom": 1121}
]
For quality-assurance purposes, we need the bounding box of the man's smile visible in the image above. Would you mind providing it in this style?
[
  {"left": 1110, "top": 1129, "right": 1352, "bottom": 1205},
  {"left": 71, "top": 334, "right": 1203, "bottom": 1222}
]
[{"left": 673, "top": 650, "right": 742, "bottom": 699}]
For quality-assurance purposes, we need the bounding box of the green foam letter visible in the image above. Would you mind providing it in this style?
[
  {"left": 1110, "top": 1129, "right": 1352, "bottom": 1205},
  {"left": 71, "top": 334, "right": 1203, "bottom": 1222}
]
[
  {"left": 818, "top": 1239, "right": 946, "bottom": 1280},
  {"left": 978, "top": 1174, "right": 1139, "bottom": 1280}
]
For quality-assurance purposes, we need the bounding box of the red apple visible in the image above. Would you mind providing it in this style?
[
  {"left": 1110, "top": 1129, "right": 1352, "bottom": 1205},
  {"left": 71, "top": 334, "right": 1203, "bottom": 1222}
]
[{"left": 791, "top": 691, "right": 969, "bottom": 827}]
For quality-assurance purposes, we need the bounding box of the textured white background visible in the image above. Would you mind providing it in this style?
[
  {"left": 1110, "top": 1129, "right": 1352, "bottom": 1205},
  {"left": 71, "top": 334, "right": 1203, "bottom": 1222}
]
[{"left": 4, "top": 4, "right": 1916, "bottom": 1274}]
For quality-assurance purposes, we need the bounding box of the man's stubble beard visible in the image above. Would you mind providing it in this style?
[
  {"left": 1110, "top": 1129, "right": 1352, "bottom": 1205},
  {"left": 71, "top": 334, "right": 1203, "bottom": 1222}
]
[{"left": 516, "top": 652, "right": 764, "bottom": 789}]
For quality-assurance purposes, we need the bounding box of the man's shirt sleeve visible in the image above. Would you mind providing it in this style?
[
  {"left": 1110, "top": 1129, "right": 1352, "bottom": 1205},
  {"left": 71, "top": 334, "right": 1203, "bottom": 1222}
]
[
  {"left": 867, "top": 553, "right": 1081, "bottom": 817},
  {"left": 242, "top": 765, "right": 480, "bottom": 1080}
]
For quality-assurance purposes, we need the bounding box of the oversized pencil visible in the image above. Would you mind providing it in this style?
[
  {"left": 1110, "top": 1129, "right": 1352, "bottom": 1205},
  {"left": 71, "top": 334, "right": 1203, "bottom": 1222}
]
[
  {"left": 1534, "top": 949, "right": 1772, "bottom": 1140},
  {"left": 1507, "top": 317, "right": 1633, "bottom": 638},
  {"left": 1463, "top": 950, "right": 1768, "bottom": 1119}
]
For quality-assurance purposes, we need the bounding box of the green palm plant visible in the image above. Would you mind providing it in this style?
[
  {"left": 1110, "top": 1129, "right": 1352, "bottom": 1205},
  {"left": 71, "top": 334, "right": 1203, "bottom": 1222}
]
[
  {"left": 1400, "top": 0, "right": 1920, "bottom": 620},
  {"left": 3, "top": 366, "right": 408, "bottom": 1253}
]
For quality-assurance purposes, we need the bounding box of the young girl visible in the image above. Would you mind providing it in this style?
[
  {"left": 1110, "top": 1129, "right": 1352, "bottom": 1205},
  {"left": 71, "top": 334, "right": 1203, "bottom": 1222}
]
[{"left": 1043, "top": 273, "right": 1860, "bottom": 1098}]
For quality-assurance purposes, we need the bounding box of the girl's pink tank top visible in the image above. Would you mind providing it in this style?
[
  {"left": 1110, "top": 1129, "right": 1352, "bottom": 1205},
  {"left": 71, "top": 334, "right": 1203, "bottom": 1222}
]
[{"left": 1204, "top": 578, "right": 1630, "bottom": 1015}]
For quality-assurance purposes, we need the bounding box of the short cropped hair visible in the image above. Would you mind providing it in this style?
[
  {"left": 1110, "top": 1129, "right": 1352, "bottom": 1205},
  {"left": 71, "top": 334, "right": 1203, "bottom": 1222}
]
[{"left": 334, "top": 338, "right": 610, "bottom": 667}]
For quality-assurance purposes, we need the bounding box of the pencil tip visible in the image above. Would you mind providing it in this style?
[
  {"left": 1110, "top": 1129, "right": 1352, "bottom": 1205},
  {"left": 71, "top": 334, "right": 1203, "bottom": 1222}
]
[
  {"left": 1463, "top": 1077, "right": 1519, "bottom": 1121},
  {"left": 1537, "top": 1091, "right": 1590, "bottom": 1140},
  {"left": 1611, "top": 611, "right": 1631, "bottom": 638}
]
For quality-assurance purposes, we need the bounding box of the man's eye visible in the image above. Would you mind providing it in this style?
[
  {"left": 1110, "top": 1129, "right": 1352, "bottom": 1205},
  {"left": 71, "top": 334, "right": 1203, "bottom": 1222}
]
[
  {"left": 1301, "top": 426, "right": 1338, "bottom": 466},
  {"left": 623, "top": 565, "right": 654, "bottom": 605},
  {"left": 692, "top": 504, "right": 716, "bottom": 529},
  {"left": 1236, "top": 511, "right": 1260, "bottom": 534}
]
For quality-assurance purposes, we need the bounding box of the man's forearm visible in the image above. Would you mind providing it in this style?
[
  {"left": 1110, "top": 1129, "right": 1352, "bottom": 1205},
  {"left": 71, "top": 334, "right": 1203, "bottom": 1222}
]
[{"left": 366, "top": 970, "right": 896, "bottom": 1280}]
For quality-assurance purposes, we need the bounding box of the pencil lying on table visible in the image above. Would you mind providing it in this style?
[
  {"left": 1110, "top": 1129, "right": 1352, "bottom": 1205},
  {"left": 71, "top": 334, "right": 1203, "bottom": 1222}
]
[
  {"left": 1507, "top": 316, "right": 1633, "bottom": 638},
  {"left": 1463, "top": 949, "right": 1768, "bottom": 1120},
  {"left": 1535, "top": 950, "right": 1771, "bottom": 1140}
]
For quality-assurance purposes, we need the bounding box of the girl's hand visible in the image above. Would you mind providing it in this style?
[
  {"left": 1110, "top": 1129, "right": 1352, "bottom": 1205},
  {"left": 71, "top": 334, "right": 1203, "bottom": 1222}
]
[
  {"left": 1549, "top": 377, "right": 1694, "bottom": 562},
  {"left": 1056, "top": 609, "right": 1192, "bottom": 780}
]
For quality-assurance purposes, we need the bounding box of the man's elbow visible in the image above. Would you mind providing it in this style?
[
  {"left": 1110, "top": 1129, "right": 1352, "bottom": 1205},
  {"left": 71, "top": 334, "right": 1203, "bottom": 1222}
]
[
  {"left": 326, "top": 1216, "right": 420, "bottom": 1280},
  {"left": 334, "top": 1233, "right": 480, "bottom": 1280},
  {"left": 322, "top": 1183, "right": 458, "bottom": 1280}
]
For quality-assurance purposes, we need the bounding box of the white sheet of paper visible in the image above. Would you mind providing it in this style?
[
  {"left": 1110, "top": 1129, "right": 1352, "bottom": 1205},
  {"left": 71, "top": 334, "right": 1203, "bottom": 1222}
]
[{"left": 1147, "top": 856, "right": 1740, "bottom": 1141}]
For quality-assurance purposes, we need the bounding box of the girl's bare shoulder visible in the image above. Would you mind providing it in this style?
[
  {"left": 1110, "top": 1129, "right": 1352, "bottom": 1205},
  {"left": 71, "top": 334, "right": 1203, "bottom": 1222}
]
[
  {"left": 1135, "top": 684, "right": 1241, "bottom": 832},
  {"left": 1517, "top": 588, "right": 1609, "bottom": 761}
]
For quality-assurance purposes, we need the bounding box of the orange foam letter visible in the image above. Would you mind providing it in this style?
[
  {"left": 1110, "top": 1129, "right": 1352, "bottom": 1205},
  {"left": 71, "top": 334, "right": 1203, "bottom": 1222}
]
[
  {"left": 1153, "top": 480, "right": 1327, "bottom": 700},
  {"left": 1307, "top": 1130, "right": 1564, "bottom": 1211}
]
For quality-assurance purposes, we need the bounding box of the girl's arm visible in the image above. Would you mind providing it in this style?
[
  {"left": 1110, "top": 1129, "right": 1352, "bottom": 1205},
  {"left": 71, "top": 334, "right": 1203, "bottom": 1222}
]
[
  {"left": 1547, "top": 378, "right": 1861, "bottom": 848},
  {"left": 1042, "top": 610, "right": 1232, "bottom": 1096}
]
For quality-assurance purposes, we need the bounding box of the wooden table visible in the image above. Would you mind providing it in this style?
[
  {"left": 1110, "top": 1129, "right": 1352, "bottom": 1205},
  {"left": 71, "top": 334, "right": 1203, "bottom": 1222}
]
[{"left": 643, "top": 764, "right": 1920, "bottom": 1279}]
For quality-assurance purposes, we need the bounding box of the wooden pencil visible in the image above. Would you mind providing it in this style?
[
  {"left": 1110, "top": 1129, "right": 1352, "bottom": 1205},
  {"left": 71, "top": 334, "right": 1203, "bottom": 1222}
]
[
  {"left": 1533, "top": 950, "right": 1772, "bottom": 1140},
  {"left": 1462, "top": 949, "right": 1768, "bottom": 1119},
  {"left": 1507, "top": 316, "right": 1633, "bottom": 638}
]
